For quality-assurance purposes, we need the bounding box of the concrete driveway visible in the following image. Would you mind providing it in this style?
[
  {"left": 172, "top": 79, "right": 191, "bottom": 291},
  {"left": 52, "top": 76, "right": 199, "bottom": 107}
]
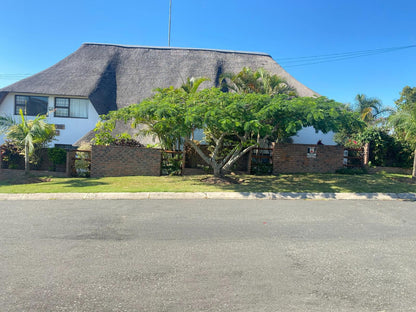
[{"left": 1, "top": 199, "right": 416, "bottom": 311}]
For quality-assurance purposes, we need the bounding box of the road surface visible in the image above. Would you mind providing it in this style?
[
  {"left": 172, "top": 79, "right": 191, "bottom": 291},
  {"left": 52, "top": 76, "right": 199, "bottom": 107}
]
[{"left": 1, "top": 199, "right": 416, "bottom": 311}]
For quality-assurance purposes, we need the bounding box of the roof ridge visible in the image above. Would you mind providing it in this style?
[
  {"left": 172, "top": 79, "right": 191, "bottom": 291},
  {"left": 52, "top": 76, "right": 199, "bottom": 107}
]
[{"left": 82, "top": 42, "right": 271, "bottom": 57}]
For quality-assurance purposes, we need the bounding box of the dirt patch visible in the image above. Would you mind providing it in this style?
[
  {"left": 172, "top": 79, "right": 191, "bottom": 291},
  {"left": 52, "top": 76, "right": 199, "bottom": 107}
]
[
  {"left": 200, "top": 176, "right": 242, "bottom": 185},
  {"left": 391, "top": 177, "right": 416, "bottom": 184},
  {"left": 26, "top": 176, "right": 52, "bottom": 183}
]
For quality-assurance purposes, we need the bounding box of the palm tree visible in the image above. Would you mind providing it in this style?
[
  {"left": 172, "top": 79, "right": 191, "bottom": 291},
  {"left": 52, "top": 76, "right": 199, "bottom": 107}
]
[
  {"left": 354, "top": 94, "right": 392, "bottom": 124},
  {"left": 219, "top": 67, "right": 297, "bottom": 96},
  {"left": 1, "top": 110, "right": 55, "bottom": 174},
  {"left": 180, "top": 77, "right": 210, "bottom": 94},
  {"left": 0, "top": 115, "right": 15, "bottom": 132}
]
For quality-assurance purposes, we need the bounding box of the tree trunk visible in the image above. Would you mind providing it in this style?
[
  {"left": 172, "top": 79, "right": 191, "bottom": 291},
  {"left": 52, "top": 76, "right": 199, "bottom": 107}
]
[
  {"left": 363, "top": 142, "right": 370, "bottom": 166},
  {"left": 24, "top": 144, "right": 30, "bottom": 175},
  {"left": 412, "top": 148, "right": 416, "bottom": 180},
  {"left": 213, "top": 166, "right": 223, "bottom": 178}
]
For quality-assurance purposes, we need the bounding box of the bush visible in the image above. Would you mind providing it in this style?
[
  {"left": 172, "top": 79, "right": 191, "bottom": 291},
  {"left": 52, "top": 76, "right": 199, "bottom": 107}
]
[
  {"left": 0, "top": 142, "right": 24, "bottom": 169},
  {"left": 348, "top": 128, "right": 413, "bottom": 168},
  {"left": 47, "top": 147, "right": 67, "bottom": 170},
  {"left": 111, "top": 138, "right": 143, "bottom": 147},
  {"left": 161, "top": 152, "right": 183, "bottom": 176},
  {"left": 74, "top": 151, "right": 91, "bottom": 177},
  {"left": 251, "top": 162, "right": 273, "bottom": 175}
]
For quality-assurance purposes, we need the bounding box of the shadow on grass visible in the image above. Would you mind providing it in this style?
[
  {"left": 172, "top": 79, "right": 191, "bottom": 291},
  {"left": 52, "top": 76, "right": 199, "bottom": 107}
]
[
  {"left": 49, "top": 178, "right": 108, "bottom": 188},
  {"left": 0, "top": 176, "right": 50, "bottom": 186},
  {"left": 196, "top": 173, "right": 416, "bottom": 194},
  {"left": 0, "top": 174, "right": 108, "bottom": 188}
]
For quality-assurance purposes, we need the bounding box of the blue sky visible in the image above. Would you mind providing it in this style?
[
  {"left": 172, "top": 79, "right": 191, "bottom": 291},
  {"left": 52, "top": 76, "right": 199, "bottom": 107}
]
[{"left": 1, "top": 0, "right": 415, "bottom": 108}]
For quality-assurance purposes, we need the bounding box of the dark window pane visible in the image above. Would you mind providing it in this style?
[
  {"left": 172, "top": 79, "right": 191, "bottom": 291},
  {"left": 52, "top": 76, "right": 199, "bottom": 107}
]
[
  {"left": 15, "top": 95, "right": 48, "bottom": 116},
  {"left": 27, "top": 96, "right": 48, "bottom": 116}
]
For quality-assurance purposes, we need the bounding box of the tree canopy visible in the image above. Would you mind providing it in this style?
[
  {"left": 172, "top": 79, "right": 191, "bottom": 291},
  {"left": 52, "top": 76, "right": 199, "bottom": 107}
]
[
  {"left": 95, "top": 84, "right": 361, "bottom": 177},
  {"left": 389, "top": 86, "right": 416, "bottom": 178}
]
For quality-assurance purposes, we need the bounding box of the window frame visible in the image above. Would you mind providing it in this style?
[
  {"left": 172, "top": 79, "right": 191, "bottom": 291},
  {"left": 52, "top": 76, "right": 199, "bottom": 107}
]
[
  {"left": 14, "top": 95, "right": 49, "bottom": 116},
  {"left": 54, "top": 97, "right": 89, "bottom": 119}
]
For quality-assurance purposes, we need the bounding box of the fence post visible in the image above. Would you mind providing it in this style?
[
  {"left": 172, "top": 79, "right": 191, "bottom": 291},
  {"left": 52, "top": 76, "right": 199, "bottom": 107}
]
[
  {"left": 66, "top": 150, "right": 71, "bottom": 177},
  {"left": 182, "top": 148, "right": 186, "bottom": 174},
  {"left": 247, "top": 149, "right": 252, "bottom": 174}
]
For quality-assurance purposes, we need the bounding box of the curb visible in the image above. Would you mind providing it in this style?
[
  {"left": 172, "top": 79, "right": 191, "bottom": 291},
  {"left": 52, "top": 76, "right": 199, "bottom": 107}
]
[{"left": 0, "top": 192, "right": 415, "bottom": 201}]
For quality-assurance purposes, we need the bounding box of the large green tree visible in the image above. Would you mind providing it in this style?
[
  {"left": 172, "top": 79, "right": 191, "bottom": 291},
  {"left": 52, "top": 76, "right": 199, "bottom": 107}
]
[
  {"left": 95, "top": 86, "right": 360, "bottom": 177},
  {"left": 0, "top": 110, "right": 55, "bottom": 174},
  {"left": 389, "top": 86, "right": 416, "bottom": 179}
]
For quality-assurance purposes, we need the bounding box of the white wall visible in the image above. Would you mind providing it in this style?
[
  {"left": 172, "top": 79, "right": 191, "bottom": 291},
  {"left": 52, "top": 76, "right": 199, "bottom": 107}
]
[
  {"left": 291, "top": 126, "right": 337, "bottom": 145},
  {"left": 190, "top": 127, "right": 337, "bottom": 146},
  {"left": 189, "top": 126, "right": 338, "bottom": 146},
  {"left": 0, "top": 93, "right": 99, "bottom": 146}
]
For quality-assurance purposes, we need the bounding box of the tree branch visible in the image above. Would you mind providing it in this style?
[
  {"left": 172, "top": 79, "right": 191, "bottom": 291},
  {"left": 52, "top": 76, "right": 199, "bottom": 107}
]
[
  {"left": 184, "top": 138, "right": 214, "bottom": 167},
  {"left": 212, "top": 133, "right": 226, "bottom": 159},
  {"left": 219, "top": 143, "right": 242, "bottom": 168},
  {"left": 223, "top": 143, "right": 257, "bottom": 172}
]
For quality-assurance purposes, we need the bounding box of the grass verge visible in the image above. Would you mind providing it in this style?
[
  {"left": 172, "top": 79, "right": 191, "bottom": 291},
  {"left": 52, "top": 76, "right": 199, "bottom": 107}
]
[{"left": 0, "top": 172, "right": 415, "bottom": 193}]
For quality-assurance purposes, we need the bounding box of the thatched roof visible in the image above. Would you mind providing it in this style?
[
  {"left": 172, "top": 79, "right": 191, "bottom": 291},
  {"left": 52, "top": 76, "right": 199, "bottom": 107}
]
[{"left": 0, "top": 43, "right": 318, "bottom": 116}]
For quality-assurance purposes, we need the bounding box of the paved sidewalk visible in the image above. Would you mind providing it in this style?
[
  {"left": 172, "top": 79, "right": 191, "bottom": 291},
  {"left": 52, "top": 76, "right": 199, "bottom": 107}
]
[{"left": 0, "top": 192, "right": 415, "bottom": 201}]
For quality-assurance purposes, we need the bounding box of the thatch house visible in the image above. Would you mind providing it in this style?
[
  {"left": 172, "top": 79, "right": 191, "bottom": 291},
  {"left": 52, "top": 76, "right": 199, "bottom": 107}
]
[{"left": 0, "top": 43, "right": 322, "bottom": 147}]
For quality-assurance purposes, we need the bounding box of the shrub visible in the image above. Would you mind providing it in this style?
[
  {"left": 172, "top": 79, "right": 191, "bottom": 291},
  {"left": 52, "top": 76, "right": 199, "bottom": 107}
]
[
  {"left": 161, "top": 152, "right": 183, "bottom": 176},
  {"left": 74, "top": 151, "right": 91, "bottom": 177},
  {"left": 0, "top": 142, "right": 24, "bottom": 169},
  {"left": 48, "top": 147, "right": 67, "bottom": 164},
  {"left": 111, "top": 138, "right": 143, "bottom": 147}
]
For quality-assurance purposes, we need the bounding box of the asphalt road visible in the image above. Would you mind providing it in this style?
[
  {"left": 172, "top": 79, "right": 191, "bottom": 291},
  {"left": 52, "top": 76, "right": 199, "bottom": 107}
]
[{"left": 1, "top": 199, "right": 416, "bottom": 311}]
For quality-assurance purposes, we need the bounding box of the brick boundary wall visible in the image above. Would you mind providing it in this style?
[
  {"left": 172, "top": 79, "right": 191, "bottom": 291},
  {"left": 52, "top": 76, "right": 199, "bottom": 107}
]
[
  {"left": 91, "top": 145, "right": 162, "bottom": 177},
  {"left": 273, "top": 143, "right": 344, "bottom": 174}
]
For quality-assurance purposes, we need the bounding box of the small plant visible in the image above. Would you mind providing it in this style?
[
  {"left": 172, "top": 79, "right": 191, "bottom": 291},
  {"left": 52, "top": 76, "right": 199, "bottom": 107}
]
[
  {"left": 74, "top": 151, "right": 91, "bottom": 177},
  {"left": 162, "top": 152, "right": 183, "bottom": 176},
  {"left": 147, "top": 143, "right": 162, "bottom": 148},
  {"left": 112, "top": 137, "right": 143, "bottom": 147}
]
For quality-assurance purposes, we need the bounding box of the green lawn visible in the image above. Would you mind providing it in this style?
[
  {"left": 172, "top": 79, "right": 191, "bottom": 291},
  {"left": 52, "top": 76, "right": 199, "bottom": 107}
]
[{"left": 0, "top": 172, "right": 415, "bottom": 193}]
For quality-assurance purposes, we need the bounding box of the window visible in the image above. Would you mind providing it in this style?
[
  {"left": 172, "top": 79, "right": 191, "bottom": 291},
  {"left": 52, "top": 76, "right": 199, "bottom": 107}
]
[
  {"left": 54, "top": 97, "right": 89, "bottom": 118},
  {"left": 15, "top": 95, "right": 48, "bottom": 116}
]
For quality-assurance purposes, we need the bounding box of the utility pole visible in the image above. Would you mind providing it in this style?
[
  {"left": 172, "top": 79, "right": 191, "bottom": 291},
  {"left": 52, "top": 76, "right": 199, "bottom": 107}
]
[{"left": 168, "top": 0, "right": 172, "bottom": 47}]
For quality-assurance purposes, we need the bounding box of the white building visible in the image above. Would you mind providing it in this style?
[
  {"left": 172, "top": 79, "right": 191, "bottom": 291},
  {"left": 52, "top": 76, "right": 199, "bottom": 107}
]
[{"left": 0, "top": 43, "right": 329, "bottom": 147}]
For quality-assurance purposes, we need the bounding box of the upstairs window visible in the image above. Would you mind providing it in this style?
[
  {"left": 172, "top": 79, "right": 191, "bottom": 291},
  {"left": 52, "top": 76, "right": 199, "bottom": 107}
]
[
  {"left": 15, "top": 95, "right": 48, "bottom": 116},
  {"left": 55, "top": 98, "right": 89, "bottom": 118}
]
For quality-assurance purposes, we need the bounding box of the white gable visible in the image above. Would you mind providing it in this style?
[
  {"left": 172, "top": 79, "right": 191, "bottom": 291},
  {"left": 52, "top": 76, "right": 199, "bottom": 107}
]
[{"left": 0, "top": 93, "right": 99, "bottom": 146}]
